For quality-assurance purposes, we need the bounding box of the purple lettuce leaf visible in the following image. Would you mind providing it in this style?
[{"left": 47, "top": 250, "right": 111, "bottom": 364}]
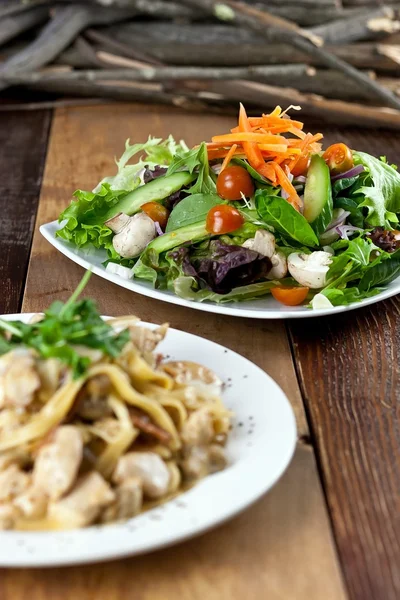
[{"left": 170, "top": 241, "right": 272, "bottom": 295}]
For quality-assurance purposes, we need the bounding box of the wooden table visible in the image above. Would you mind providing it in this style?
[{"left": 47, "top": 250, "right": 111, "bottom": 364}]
[{"left": 0, "top": 104, "right": 399, "bottom": 600}]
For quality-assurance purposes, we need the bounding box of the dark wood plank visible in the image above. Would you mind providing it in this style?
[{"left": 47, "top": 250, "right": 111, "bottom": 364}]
[
  {"left": 289, "top": 125, "right": 400, "bottom": 600},
  {"left": 0, "top": 109, "right": 51, "bottom": 314}
]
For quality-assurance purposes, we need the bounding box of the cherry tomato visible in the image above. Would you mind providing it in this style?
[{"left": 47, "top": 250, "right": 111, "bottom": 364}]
[
  {"left": 206, "top": 204, "right": 244, "bottom": 235},
  {"left": 141, "top": 202, "right": 170, "bottom": 230},
  {"left": 323, "top": 143, "right": 354, "bottom": 175},
  {"left": 217, "top": 165, "right": 255, "bottom": 201},
  {"left": 271, "top": 286, "right": 309, "bottom": 306},
  {"left": 291, "top": 154, "right": 310, "bottom": 178}
]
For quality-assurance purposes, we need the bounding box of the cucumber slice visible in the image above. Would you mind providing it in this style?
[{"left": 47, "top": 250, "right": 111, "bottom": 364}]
[
  {"left": 303, "top": 155, "right": 333, "bottom": 235},
  {"left": 104, "top": 171, "right": 195, "bottom": 221}
]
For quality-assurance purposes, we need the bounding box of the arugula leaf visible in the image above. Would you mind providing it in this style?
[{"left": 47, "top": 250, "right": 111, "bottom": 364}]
[
  {"left": 165, "top": 194, "right": 221, "bottom": 233},
  {"left": 255, "top": 190, "right": 319, "bottom": 247},
  {"left": 96, "top": 135, "right": 188, "bottom": 192},
  {"left": 327, "top": 237, "right": 379, "bottom": 281},
  {"left": 321, "top": 286, "right": 382, "bottom": 306},
  {"left": 57, "top": 184, "right": 125, "bottom": 260},
  {"left": 167, "top": 142, "right": 216, "bottom": 195},
  {"left": 0, "top": 271, "right": 130, "bottom": 378},
  {"left": 359, "top": 249, "right": 400, "bottom": 291},
  {"left": 353, "top": 151, "right": 400, "bottom": 227}
]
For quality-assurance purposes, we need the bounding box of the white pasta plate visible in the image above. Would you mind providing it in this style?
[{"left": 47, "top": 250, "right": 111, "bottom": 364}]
[
  {"left": 0, "top": 313, "right": 296, "bottom": 567},
  {"left": 41, "top": 221, "right": 400, "bottom": 319}
]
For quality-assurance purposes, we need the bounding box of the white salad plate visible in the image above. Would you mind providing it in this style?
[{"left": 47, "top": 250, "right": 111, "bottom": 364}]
[
  {"left": 41, "top": 221, "right": 400, "bottom": 318},
  {"left": 0, "top": 313, "right": 296, "bottom": 568}
]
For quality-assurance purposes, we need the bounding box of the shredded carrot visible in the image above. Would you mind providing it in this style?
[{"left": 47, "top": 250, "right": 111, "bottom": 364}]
[
  {"left": 272, "top": 163, "right": 302, "bottom": 210},
  {"left": 212, "top": 132, "right": 287, "bottom": 145},
  {"left": 220, "top": 144, "right": 238, "bottom": 172},
  {"left": 202, "top": 103, "right": 323, "bottom": 210}
]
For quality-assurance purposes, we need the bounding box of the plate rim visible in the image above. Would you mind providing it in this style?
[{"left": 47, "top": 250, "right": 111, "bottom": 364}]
[
  {"left": 0, "top": 313, "right": 297, "bottom": 568},
  {"left": 40, "top": 221, "right": 400, "bottom": 319}
]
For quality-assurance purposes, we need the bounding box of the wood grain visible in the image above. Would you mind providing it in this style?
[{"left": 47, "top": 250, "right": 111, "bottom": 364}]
[
  {"left": 0, "top": 109, "right": 51, "bottom": 314},
  {"left": 289, "top": 120, "right": 400, "bottom": 600},
  {"left": 14, "top": 103, "right": 347, "bottom": 599}
]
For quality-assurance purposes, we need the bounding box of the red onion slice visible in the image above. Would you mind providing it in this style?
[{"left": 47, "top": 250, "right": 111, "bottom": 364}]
[{"left": 331, "top": 164, "right": 364, "bottom": 182}]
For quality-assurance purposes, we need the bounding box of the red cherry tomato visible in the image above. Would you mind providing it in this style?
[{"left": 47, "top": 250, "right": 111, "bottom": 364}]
[
  {"left": 291, "top": 154, "right": 311, "bottom": 178},
  {"left": 323, "top": 143, "right": 354, "bottom": 175},
  {"left": 141, "top": 202, "right": 170, "bottom": 229},
  {"left": 216, "top": 165, "right": 255, "bottom": 201},
  {"left": 271, "top": 286, "right": 309, "bottom": 306},
  {"left": 206, "top": 204, "right": 244, "bottom": 235}
]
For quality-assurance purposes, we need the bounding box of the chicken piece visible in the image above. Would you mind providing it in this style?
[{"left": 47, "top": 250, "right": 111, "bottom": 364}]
[
  {"left": 76, "top": 375, "right": 112, "bottom": 421},
  {"left": 181, "top": 409, "right": 214, "bottom": 448},
  {"left": 101, "top": 477, "right": 143, "bottom": 523},
  {"left": 14, "top": 485, "right": 47, "bottom": 519},
  {"left": 48, "top": 471, "right": 115, "bottom": 529},
  {"left": 180, "top": 444, "right": 227, "bottom": 481},
  {"left": 36, "top": 358, "right": 64, "bottom": 402},
  {"left": 180, "top": 446, "right": 209, "bottom": 481},
  {"left": 129, "top": 324, "right": 168, "bottom": 355},
  {"left": 163, "top": 361, "right": 223, "bottom": 396},
  {"left": 0, "top": 410, "right": 25, "bottom": 436},
  {"left": 113, "top": 452, "right": 170, "bottom": 499},
  {"left": 0, "top": 504, "right": 20, "bottom": 530},
  {"left": 33, "top": 426, "right": 83, "bottom": 500},
  {"left": 0, "top": 465, "right": 31, "bottom": 502},
  {"left": 208, "top": 444, "right": 228, "bottom": 474},
  {"left": 0, "top": 349, "right": 40, "bottom": 409}
]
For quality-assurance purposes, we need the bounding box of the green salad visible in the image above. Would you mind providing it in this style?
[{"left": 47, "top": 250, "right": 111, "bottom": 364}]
[{"left": 56, "top": 105, "right": 400, "bottom": 309}]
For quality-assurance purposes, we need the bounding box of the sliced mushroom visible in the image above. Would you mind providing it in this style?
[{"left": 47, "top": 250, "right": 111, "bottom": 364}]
[
  {"left": 0, "top": 465, "right": 31, "bottom": 502},
  {"left": 267, "top": 251, "right": 288, "bottom": 280},
  {"left": 288, "top": 251, "right": 333, "bottom": 289},
  {"left": 105, "top": 212, "right": 156, "bottom": 259},
  {"left": 48, "top": 471, "right": 115, "bottom": 529},
  {"left": 33, "top": 426, "right": 83, "bottom": 500},
  {"left": 101, "top": 477, "right": 143, "bottom": 523},
  {"left": 113, "top": 452, "right": 171, "bottom": 499},
  {"left": 0, "top": 349, "right": 40, "bottom": 409},
  {"left": 242, "top": 230, "right": 275, "bottom": 258}
]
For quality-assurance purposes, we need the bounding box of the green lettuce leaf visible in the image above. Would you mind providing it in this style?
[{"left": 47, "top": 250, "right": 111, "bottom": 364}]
[
  {"left": 57, "top": 184, "right": 125, "bottom": 260},
  {"left": 353, "top": 151, "right": 400, "bottom": 227},
  {"left": 173, "top": 276, "right": 278, "bottom": 303},
  {"left": 96, "top": 135, "right": 188, "bottom": 192}
]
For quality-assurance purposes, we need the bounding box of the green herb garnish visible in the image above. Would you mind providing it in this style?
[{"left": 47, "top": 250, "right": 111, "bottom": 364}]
[{"left": 0, "top": 271, "right": 130, "bottom": 378}]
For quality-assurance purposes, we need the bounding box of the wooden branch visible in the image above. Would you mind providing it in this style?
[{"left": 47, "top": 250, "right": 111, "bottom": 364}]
[
  {"left": 206, "top": 79, "right": 400, "bottom": 130},
  {"left": 0, "top": 6, "right": 49, "bottom": 48},
  {"left": 19, "top": 77, "right": 235, "bottom": 114},
  {"left": 1, "top": 64, "right": 312, "bottom": 85},
  {"left": 100, "top": 23, "right": 400, "bottom": 72},
  {"left": 311, "top": 7, "right": 400, "bottom": 45},
  {"left": 0, "top": 4, "right": 138, "bottom": 90},
  {"left": 85, "top": 28, "right": 163, "bottom": 65},
  {"left": 178, "top": 0, "right": 400, "bottom": 109}
]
